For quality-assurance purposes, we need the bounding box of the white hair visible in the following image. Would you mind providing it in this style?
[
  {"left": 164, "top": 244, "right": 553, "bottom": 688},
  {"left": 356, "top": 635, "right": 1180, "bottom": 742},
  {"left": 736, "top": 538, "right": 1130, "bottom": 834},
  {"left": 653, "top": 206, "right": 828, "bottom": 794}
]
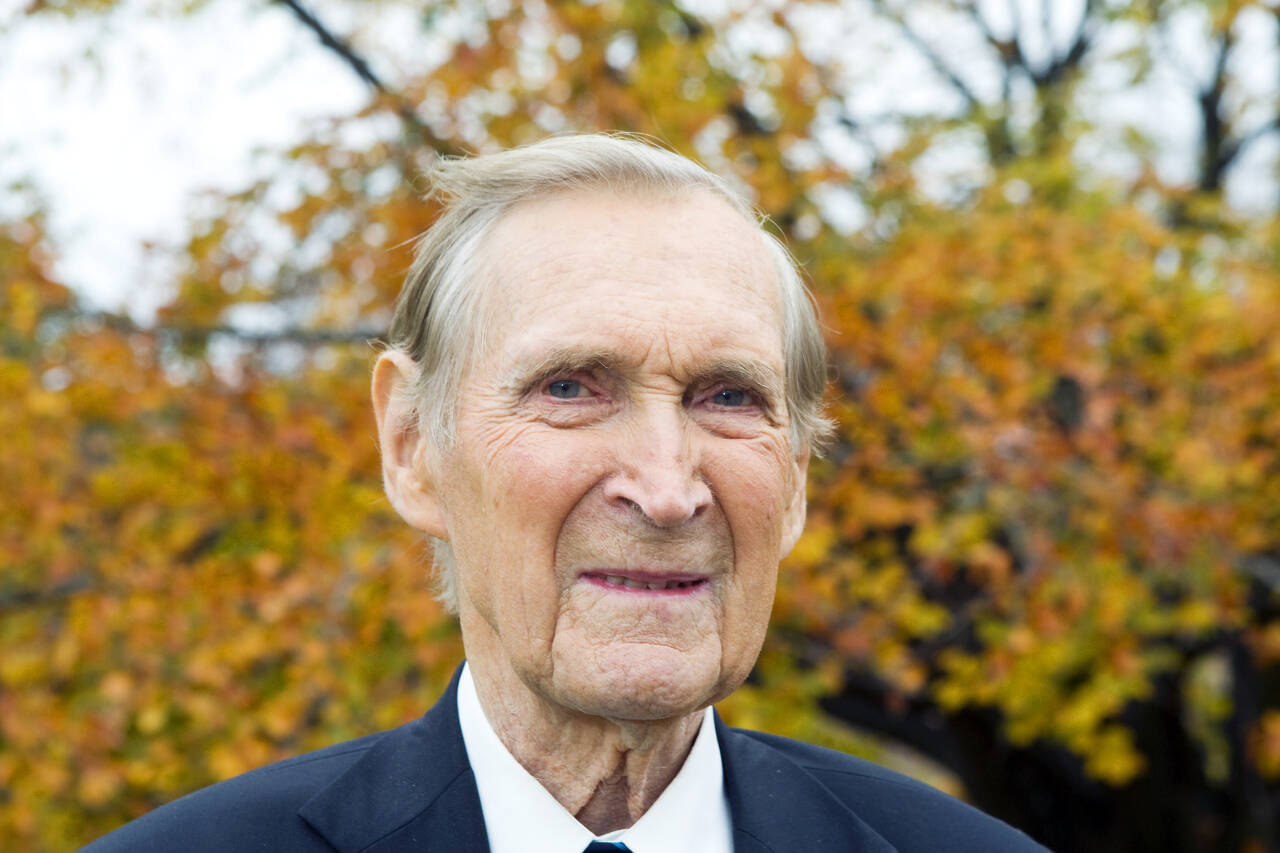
[{"left": 384, "top": 133, "right": 830, "bottom": 611}]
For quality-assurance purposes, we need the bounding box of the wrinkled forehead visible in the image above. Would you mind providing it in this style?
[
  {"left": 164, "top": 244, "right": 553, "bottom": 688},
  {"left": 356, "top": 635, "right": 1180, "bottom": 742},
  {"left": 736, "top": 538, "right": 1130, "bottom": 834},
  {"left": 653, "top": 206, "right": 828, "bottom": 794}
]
[{"left": 471, "top": 188, "right": 782, "bottom": 342}]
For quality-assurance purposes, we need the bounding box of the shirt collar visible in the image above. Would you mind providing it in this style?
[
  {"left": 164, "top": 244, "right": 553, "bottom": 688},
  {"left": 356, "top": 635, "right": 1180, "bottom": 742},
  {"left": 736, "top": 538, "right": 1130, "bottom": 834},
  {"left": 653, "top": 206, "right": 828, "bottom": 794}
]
[{"left": 457, "top": 663, "right": 732, "bottom": 853}]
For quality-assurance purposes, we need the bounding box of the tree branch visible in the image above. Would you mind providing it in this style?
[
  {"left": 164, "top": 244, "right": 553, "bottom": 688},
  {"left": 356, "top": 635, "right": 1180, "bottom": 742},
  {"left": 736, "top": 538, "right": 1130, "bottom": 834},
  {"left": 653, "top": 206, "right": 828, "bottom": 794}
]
[
  {"left": 274, "top": 0, "right": 387, "bottom": 92},
  {"left": 270, "top": 0, "right": 459, "bottom": 155},
  {"left": 1240, "top": 552, "right": 1280, "bottom": 594},
  {"left": 0, "top": 574, "right": 96, "bottom": 612},
  {"left": 1212, "top": 116, "right": 1280, "bottom": 183},
  {"left": 1196, "top": 25, "right": 1235, "bottom": 191},
  {"left": 1006, "top": 0, "right": 1023, "bottom": 62},
  {"left": 54, "top": 308, "right": 384, "bottom": 347},
  {"left": 869, "top": 0, "right": 982, "bottom": 113},
  {"left": 1225, "top": 637, "right": 1279, "bottom": 853},
  {"left": 961, "top": 1, "right": 1020, "bottom": 106},
  {"left": 1038, "top": 0, "right": 1054, "bottom": 67},
  {"left": 1037, "top": 0, "right": 1097, "bottom": 86}
]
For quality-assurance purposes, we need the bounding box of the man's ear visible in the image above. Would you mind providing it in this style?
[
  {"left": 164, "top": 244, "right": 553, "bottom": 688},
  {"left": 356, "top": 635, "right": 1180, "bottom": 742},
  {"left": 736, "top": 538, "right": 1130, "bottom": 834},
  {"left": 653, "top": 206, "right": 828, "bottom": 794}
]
[
  {"left": 371, "top": 351, "right": 448, "bottom": 539},
  {"left": 779, "top": 446, "right": 810, "bottom": 559}
]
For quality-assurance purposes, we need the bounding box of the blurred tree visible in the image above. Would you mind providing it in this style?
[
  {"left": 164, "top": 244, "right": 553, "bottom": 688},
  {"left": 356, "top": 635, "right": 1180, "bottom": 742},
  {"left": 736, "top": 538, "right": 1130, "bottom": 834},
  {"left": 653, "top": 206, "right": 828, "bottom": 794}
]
[
  {"left": 852, "top": 0, "right": 1280, "bottom": 197},
  {"left": 2, "top": 1, "right": 1279, "bottom": 851}
]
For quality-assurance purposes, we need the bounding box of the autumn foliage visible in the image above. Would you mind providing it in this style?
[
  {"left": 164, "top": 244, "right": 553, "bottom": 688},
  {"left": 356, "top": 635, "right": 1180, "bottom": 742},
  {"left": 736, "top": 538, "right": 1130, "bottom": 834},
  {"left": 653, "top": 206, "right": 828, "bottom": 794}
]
[{"left": 3, "top": 1, "right": 1280, "bottom": 851}]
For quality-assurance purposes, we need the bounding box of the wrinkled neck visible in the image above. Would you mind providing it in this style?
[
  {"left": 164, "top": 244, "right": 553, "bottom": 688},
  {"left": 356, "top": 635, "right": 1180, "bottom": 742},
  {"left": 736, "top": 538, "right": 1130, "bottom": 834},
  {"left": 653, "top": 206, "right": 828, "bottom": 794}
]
[{"left": 463, "top": 617, "right": 703, "bottom": 833}]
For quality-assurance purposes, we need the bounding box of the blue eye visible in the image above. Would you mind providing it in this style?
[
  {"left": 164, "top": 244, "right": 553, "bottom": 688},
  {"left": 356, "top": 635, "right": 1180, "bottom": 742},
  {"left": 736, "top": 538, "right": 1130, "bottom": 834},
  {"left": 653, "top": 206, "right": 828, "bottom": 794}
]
[
  {"left": 548, "top": 379, "right": 585, "bottom": 399},
  {"left": 713, "top": 388, "right": 751, "bottom": 407}
]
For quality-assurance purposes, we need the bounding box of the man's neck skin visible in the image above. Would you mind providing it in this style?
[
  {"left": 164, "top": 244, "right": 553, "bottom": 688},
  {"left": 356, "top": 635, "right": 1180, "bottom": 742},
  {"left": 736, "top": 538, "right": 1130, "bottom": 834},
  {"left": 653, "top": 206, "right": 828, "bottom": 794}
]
[{"left": 463, "top": 620, "right": 704, "bottom": 835}]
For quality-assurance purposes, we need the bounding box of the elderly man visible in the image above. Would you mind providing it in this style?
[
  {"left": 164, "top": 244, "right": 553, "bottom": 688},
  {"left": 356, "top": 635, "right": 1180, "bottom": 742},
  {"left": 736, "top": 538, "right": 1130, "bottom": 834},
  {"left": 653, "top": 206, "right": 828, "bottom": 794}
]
[{"left": 86, "top": 135, "right": 1046, "bottom": 852}]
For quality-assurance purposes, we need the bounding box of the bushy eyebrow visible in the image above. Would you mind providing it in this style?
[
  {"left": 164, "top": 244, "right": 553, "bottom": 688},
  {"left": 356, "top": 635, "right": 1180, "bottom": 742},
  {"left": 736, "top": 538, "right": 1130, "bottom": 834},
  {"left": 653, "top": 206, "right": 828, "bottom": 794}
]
[
  {"left": 689, "top": 359, "right": 782, "bottom": 395},
  {"left": 501, "top": 345, "right": 784, "bottom": 412},
  {"left": 500, "top": 345, "right": 622, "bottom": 393}
]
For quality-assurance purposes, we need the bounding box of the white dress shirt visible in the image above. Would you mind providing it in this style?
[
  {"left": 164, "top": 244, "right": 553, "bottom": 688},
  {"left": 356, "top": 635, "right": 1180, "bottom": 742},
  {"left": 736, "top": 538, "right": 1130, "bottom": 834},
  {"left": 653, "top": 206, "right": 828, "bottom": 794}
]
[{"left": 457, "top": 664, "right": 734, "bottom": 853}]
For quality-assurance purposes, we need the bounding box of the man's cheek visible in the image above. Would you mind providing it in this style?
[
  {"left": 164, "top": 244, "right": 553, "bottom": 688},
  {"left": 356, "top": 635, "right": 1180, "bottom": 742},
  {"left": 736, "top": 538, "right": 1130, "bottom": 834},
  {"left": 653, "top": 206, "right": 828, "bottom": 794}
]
[{"left": 493, "top": 437, "right": 608, "bottom": 512}]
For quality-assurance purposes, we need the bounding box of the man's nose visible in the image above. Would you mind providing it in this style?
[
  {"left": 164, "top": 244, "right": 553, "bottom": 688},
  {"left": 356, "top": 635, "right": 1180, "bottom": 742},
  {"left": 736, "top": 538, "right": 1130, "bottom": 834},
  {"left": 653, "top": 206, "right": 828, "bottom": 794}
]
[{"left": 602, "top": 407, "right": 712, "bottom": 528}]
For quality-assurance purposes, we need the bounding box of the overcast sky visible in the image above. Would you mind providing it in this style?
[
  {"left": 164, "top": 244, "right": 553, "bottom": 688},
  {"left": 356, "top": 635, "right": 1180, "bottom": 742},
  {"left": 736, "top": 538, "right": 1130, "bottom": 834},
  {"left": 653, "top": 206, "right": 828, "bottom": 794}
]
[
  {"left": 3, "top": 0, "right": 1277, "bottom": 319},
  {"left": 1, "top": 0, "right": 371, "bottom": 315}
]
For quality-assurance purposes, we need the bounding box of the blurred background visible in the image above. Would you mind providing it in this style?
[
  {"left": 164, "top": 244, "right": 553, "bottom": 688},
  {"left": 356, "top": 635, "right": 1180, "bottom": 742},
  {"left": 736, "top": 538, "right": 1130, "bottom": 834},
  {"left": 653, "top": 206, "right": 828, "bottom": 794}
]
[{"left": 3, "top": 1, "right": 1280, "bottom": 850}]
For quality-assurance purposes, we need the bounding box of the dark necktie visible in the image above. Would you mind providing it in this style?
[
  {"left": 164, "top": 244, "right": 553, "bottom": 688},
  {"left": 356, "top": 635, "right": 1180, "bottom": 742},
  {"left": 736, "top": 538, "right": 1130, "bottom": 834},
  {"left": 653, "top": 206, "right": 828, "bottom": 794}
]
[{"left": 582, "top": 842, "right": 632, "bottom": 853}]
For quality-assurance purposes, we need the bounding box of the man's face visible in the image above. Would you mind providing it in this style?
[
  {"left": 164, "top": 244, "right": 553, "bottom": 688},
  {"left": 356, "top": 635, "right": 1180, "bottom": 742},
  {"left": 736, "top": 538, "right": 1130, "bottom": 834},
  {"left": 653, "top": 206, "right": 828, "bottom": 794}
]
[{"left": 430, "top": 189, "right": 808, "bottom": 722}]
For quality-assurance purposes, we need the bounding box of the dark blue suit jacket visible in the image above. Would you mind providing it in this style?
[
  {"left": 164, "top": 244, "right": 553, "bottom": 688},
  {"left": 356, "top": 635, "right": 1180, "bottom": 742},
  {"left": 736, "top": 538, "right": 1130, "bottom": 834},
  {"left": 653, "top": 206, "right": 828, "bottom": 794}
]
[{"left": 83, "top": 668, "right": 1048, "bottom": 852}]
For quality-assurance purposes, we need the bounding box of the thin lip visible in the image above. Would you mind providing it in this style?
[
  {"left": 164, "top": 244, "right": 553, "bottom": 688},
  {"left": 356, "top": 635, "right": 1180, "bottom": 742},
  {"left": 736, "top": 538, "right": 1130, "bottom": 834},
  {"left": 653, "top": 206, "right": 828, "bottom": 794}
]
[{"left": 578, "top": 569, "right": 710, "bottom": 584}]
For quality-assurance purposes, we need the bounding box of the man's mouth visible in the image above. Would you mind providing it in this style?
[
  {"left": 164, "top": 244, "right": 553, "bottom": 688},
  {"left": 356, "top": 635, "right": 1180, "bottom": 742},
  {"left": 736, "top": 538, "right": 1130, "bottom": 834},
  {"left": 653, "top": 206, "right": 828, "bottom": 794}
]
[{"left": 580, "top": 571, "right": 708, "bottom": 593}]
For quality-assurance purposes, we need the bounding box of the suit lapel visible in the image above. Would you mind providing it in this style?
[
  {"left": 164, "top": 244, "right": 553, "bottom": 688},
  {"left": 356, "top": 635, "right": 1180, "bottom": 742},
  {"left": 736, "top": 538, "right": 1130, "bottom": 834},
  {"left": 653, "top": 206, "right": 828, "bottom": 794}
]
[
  {"left": 297, "top": 671, "right": 898, "bottom": 852},
  {"left": 298, "top": 668, "right": 490, "bottom": 852},
  {"left": 716, "top": 714, "right": 899, "bottom": 853}
]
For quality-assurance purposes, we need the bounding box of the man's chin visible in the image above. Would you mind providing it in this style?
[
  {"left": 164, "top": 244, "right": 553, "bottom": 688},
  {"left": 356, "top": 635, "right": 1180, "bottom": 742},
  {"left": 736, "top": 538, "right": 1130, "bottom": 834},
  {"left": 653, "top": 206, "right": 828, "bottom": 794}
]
[{"left": 548, "top": 642, "right": 727, "bottom": 722}]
